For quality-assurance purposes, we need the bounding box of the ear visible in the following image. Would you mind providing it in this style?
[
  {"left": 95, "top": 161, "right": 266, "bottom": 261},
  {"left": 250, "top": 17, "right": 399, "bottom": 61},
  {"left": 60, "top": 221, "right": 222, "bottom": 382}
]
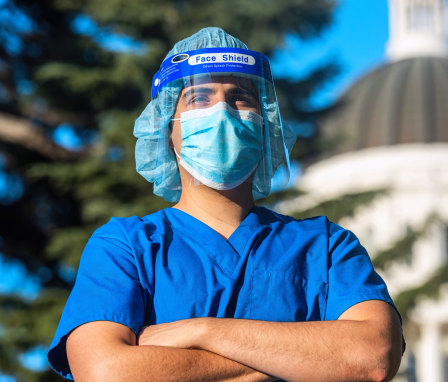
[{"left": 168, "top": 120, "right": 174, "bottom": 149}]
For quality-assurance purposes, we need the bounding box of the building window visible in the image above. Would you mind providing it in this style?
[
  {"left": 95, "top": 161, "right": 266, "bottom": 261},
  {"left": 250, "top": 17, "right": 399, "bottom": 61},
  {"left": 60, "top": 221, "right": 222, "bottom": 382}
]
[
  {"left": 444, "top": 355, "right": 448, "bottom": 382},
  {"left": 444, "top": 225, "right": 448, "bottom": 263},
  {"left": 406, "top": 351, "right": 417, "bottom": 382},
  {"left": 407, "top": 3, "right": 435, "bottom": 32}
]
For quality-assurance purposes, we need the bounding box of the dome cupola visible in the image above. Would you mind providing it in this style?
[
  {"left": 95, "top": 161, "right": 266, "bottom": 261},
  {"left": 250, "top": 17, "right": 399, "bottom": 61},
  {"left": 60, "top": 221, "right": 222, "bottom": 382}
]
[
  {"left": 387, "top": 0, "right": 447, "bottom": 60},
  {"left": 319, "top": 0, "right": 448, "bottom": 155}
]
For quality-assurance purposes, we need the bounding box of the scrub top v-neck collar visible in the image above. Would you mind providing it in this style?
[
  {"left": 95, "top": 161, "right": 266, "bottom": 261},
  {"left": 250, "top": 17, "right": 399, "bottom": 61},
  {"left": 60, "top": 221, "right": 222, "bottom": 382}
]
[{"left": 163, "top": 207, "right": 267, "bottom": 277}]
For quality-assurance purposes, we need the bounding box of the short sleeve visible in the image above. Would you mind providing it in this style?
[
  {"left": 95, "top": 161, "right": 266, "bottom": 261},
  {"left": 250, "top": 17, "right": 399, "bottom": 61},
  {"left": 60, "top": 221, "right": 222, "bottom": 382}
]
[
  {"left": 324, "top": 221, "right": 395, "bottom": 321},
  {"left": 47, "top": 218, "right": 146, "bottom": 380}
]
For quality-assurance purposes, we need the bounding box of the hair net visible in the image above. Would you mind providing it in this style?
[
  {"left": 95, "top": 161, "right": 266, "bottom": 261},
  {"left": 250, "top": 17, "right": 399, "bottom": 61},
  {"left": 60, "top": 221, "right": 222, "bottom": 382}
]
[{"left": 134, "top": 27, "right": 292, "bottom": 202}]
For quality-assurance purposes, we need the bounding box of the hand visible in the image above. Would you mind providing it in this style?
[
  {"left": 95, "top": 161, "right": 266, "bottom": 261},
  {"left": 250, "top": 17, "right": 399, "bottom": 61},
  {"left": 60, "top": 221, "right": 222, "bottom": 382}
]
[{"left": 137, "top": 317, "right": 207, "bottom": 349}]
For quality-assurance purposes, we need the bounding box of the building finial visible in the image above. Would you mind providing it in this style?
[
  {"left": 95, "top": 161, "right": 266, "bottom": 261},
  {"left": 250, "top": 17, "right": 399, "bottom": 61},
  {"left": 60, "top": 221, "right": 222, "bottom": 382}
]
[{"left": 386, "top": 0, "right": 448, "bottom": 61}]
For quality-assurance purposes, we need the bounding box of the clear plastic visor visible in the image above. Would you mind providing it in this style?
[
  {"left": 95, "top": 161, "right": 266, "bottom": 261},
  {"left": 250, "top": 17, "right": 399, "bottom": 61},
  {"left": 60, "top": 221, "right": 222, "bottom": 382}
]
[{"left": 170, "top": 73, "right": 267, "bottom": 192}]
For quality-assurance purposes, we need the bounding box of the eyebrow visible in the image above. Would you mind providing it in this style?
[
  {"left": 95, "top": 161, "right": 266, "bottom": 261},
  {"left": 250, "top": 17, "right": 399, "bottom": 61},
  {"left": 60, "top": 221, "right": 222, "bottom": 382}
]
[
  {"left": 182, "top": 87, "right": 214, "bottom": 100},
  {"left": 182, "top": 84, "right": 258, "bottom": 102}
]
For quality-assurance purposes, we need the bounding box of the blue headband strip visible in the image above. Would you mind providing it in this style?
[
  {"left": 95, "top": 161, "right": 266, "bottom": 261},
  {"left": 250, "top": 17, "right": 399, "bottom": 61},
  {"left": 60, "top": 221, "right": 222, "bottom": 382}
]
[{"left": 151, "top": 47, "right": 273, "bottom": 99}]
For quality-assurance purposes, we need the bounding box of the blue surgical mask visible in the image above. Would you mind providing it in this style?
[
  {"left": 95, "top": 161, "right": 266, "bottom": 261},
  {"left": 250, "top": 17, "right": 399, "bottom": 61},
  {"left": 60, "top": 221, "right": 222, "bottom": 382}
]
[{"left": 174, "top": 102, "right": 263, "bottom": 190}]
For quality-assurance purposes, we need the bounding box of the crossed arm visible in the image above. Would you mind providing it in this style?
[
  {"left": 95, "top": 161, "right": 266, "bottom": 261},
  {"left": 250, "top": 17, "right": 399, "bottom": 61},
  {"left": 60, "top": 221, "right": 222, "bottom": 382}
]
[{"left": 67, "top": 300, "right": 403, "bottom": 382}]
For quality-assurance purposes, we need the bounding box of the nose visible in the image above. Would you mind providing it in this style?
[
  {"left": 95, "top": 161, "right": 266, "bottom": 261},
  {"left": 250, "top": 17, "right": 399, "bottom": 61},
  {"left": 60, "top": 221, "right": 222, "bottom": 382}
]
[{"left": 213, "top": 88, "right": 227, "bottom": 104}]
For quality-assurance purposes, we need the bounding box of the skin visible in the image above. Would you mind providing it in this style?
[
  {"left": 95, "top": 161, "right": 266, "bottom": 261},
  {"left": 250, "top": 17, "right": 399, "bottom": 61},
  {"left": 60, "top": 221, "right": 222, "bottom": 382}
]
[
  {"left": 66, "top": 76, "right": 403, "bottom": 382},
  {"left": 137, "top": 301, "right": 403, "bottom": 382}
]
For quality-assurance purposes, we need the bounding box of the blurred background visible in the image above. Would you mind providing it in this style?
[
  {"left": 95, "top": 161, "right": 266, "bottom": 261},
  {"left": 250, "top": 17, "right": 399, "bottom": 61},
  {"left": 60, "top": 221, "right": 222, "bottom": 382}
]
[{"left": 0, "top": 0, "right": 447, "bottom": 381}]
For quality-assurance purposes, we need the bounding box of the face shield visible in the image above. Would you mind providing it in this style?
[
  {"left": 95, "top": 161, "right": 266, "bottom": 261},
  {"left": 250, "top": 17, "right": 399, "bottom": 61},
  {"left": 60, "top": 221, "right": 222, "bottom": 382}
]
[{"left": 135, "top": 46, "right": 290, "bottom": 202}]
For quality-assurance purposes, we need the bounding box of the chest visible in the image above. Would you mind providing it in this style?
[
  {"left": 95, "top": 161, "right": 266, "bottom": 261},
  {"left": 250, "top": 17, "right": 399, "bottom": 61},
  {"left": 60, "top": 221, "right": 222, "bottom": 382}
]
[{"left": 140, "top": 230, "right": 329, "bottom": 325}]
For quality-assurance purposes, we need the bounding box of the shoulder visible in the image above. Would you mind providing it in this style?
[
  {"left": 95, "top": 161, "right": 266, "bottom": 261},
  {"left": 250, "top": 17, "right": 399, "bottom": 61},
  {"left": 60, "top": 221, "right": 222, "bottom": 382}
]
[
  {"left": 91, "top": 209, "right": 172, "bottom": 241},
  {"left": 81, "top": 209, "right": 174, "bottom": 259},
  {"left": 256, "top": 207, "right": 362, "bottom": 251},
  {"left": 255, "top": 206, "right": 331, "bottom": 233}
]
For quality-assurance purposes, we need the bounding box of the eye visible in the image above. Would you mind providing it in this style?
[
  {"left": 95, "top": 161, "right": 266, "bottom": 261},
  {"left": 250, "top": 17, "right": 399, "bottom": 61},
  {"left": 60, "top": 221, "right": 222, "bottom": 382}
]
[
  {"left": 231, "top": 94, "right": 258, "bottom": 109},
  {"left": 187, "top": 94, "right": 209, "bottom": 106},
  {"left": 234, "top": 94, "right": 251, "bottom": 103}
]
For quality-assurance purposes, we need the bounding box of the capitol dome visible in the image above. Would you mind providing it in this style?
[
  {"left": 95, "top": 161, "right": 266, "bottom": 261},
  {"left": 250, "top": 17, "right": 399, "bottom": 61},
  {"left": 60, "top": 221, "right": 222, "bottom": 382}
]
[
  {"left": 318, "top": 0, "right": 448, "bottom": 157},
  {"left": 319, "top": 55, "right": 448, "bottom": 155}
]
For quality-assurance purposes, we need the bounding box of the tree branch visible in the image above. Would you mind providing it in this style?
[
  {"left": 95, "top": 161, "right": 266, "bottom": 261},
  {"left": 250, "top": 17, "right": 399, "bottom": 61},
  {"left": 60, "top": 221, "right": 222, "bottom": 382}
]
[{"left": 0, "top": 112, "right": 90, "bottom": 161}]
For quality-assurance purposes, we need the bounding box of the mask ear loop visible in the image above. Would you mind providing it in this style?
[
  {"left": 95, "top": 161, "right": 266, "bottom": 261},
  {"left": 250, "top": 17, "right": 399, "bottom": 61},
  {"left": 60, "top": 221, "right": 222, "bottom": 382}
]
[{"left": 172, "top": 147, "right": 181, "bottom": 160}]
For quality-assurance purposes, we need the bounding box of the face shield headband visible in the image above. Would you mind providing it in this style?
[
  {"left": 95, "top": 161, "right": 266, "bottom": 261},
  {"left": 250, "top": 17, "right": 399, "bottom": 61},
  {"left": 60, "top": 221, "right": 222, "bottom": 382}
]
[{"left": 151, "top": 47, "right": 273, "bottom": 99}]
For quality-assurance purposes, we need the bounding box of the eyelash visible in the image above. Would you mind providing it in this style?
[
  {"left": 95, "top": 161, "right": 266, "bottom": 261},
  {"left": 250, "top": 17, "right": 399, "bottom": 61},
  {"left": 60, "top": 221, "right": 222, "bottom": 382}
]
[
  {"left": 187, "top": 95, "right": 254, "bottom": 105},
  {"left": 234, "top": 95, "right": 252, "bottom": 103},
  {"left": 189, "top": 96, "right": 208, "bottom": 104}
]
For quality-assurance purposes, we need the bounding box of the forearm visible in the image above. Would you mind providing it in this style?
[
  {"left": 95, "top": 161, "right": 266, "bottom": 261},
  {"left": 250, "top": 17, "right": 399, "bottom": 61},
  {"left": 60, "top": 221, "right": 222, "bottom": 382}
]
[
  {"left": 197, "top": 318, "right": 395, "bottom": 382},
  {"left": 67, "top": 325, "right": 274, "bottom": 382},
  {"left": 136, "top": 302, "right": 402, "bottom": 381},
  {"left": 112, "top": 345, "right": 275, "bottom": 382}
]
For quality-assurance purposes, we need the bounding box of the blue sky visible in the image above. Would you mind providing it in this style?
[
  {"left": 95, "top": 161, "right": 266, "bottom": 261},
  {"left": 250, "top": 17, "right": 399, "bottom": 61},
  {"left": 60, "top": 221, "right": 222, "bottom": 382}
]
[
  {"left": 0, "top": 0, "right": 392, "bottom": 378},
  {"left": 270, "top": 0, "right": 390, "bottom": 185},
  {"left": 272, "top": 0, "right": 389, "bottom": 107}
]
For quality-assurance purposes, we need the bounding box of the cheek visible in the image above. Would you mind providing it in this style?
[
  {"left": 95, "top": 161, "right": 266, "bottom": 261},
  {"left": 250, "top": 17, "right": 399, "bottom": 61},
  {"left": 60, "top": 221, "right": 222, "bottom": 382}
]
[{"left": 170, "top": 121, "right": 182, "bottom": 150}]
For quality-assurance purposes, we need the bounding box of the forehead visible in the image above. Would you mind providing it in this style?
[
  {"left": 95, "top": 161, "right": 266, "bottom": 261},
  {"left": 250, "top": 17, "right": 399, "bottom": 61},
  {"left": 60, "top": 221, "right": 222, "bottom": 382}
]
[{"left": 181, "top": 75, "right": 256, "bottom": 94}]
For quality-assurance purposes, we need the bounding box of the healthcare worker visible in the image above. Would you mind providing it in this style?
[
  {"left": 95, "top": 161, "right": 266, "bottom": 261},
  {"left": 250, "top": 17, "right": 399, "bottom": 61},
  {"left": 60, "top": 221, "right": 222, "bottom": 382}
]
[{"left": 48, "top": 27, "right": 403, "bottom": 381}]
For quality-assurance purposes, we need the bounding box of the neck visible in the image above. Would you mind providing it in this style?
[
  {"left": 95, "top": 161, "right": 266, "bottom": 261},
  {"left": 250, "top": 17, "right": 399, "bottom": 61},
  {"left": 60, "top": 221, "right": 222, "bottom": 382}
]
[{"left": 173, "top": 179, "right": 255, "bottom": 240}]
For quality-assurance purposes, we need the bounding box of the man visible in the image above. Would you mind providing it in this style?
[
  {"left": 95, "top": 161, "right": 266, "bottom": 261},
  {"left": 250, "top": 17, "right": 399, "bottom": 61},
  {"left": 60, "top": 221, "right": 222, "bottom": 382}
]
[{"left": 48, "top": 27, "right": 403, "bottom": 381}]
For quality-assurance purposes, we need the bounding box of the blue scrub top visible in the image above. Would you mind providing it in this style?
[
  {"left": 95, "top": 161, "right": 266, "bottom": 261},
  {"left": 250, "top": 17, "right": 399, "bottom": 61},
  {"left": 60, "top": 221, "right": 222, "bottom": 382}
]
[{"left": 47, "top": 206, "right": 394, "bottom": 380}]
